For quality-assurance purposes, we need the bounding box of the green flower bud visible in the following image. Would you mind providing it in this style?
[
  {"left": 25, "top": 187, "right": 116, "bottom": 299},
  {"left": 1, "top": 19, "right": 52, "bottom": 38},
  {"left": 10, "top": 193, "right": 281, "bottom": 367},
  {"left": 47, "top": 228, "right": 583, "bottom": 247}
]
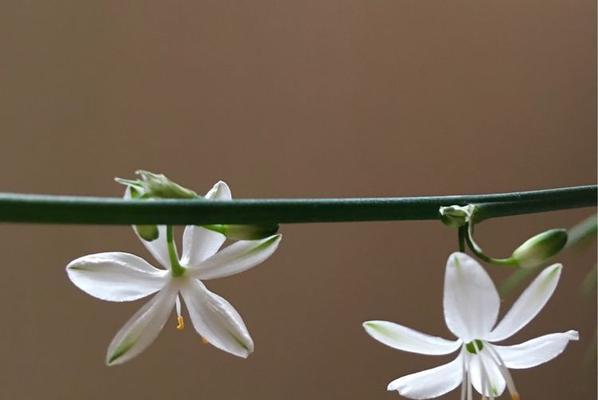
[
  {"left": 512, "top": 229, "right": 568, "bottom": 269},
  {"left": 134, "top": 170, "right": 198, "bottom": 199},
  {"left": 203, "top": 224, "right": 279, "bottom": 240},
  {"left": 439, "top": 205, "right": 475, "bottom": 228},
  {"left": 120, "top": 184, "right": 160, "bottom": 241},
  {"left": 135, "top": 225, "right": 160, "bottom": 241},
  {"left": 115, "top": 170, "right": 198, "bottom": 199}
]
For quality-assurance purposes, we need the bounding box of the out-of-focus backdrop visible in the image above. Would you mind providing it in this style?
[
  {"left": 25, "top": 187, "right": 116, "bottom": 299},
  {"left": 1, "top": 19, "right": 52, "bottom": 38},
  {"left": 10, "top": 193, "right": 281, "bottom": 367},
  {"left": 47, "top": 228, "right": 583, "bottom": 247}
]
[{"left": 0, "top": 1, "right": 596, "bottom": 399}]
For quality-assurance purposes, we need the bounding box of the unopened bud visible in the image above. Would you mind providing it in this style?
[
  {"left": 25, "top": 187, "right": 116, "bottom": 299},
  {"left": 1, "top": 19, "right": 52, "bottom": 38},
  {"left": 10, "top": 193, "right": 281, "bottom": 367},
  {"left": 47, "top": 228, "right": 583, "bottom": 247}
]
[
  {"left": 116, "top": 170, "right": 198, "bottom": 199},
  {"left": 135, "top": 170, "right": 197, "bottom": 199},
  {"left": 203, "top": 224, "right": 279, "bottom": 240},
  {"left": 439, "top": 205, "right": 475, "bottom": 228},
  {"left": 135, "top": 225, "right": 159, "bottom": 241},
  {"left": 116, "top": 171, "right": 196, "bottom": 241},
  {"left": 120, "top": 183, "right": 160, "bottom": 241},
  {"left": 512, "top": 229, "right": 568, "bottom": 269}
]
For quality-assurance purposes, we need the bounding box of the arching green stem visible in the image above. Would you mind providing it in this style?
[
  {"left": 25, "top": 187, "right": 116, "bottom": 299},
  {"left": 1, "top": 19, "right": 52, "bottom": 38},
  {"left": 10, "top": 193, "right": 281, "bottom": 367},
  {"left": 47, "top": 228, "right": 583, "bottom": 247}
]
[
  {"left": 464, "top": 222, "right": 518, "bottom": 267},
  {"left": 458, "top": 226, "right": 467, "bottom": 252}
]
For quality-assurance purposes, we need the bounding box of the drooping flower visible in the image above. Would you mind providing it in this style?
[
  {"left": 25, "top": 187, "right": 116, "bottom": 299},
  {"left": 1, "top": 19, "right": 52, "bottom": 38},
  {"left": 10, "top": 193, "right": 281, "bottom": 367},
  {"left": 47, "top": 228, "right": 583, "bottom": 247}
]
[
  {"left": 363, "top": 252, "right": 578, "bottom": 400},
  {"left": 67, "top": 181, "right": 281, "bottom": 365}
]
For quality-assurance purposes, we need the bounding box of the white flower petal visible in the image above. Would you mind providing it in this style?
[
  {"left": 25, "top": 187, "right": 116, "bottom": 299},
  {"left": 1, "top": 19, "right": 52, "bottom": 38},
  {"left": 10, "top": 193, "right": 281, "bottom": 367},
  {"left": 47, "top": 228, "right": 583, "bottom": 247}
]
[
  {"left": 363, "top": 321, "right": 461, "bottom": 355},
  {"left": 106, "top": 285, "right": 177, "bottom": 365},
  {"left": 181, "top": 279, "right": 253, "bottom": 358},
  {"left": 180, "top": 226, "right": 226, "bottom": 266},
  {"left": 179, "top": 182, "right": 231, "bottom": 265},
  {"left": 487, "top": 264, "right": 562, "bottom": 342},
  {"left": 387, "top": 354, "right": 463, "bottom": 399},
  {"left": 443, "top": 252, "right": 499, "bottom": 341},
  {"left": 188, "top": 234, "right": 281, "bottom": 280},
  {"left": 493, "top": 330, "right": 579, "bottom": 369},
  {"left": 469, "top": 349, "right": 506, "bottom": 397},
  {"left": 66, "top": 252, "right": 167, "bottom": 302},
  {"left": 204, "top": 180, "right": 232, "bottom": 201}
]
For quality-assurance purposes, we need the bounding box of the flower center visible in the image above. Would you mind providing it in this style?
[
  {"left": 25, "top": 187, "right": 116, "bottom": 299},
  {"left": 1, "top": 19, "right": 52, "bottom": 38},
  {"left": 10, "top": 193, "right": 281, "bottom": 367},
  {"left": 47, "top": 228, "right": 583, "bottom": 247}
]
[{"left": 465, "top": 339, "right": 484, "bottom": 354}]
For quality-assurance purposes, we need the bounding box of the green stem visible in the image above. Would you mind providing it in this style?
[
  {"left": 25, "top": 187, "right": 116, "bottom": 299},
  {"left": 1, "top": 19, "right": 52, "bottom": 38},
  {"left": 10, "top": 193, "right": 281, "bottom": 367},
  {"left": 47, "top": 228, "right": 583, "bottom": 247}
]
[
  {"left": 166, "top": 226, "right": 185, "bottom": 277},
  {"left": 465, "top": 222, "right": 518, "bottom": 267},
  {"left": 0, "top": 185, "right": 594, "bottom": 225},
  {"left": 458, "top": 226, "right": 466, "bottom": 252}
]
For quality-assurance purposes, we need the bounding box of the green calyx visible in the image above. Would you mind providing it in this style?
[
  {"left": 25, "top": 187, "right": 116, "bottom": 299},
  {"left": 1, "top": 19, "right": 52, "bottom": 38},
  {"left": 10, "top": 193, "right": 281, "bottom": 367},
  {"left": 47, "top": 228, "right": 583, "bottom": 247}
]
[{"left": 465, "top": 339, "right": 484, "bottom": 354}]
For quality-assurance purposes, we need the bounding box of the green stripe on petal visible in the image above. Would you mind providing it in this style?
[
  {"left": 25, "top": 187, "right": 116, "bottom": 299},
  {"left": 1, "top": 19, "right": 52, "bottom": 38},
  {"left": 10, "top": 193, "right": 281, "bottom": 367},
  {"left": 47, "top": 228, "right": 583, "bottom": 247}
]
[
  {"left": 188, "top": 234, "right": 282, "bottom": 280},
  {"left": 105, "top": 286, "right": 176, "bottom": 366}
]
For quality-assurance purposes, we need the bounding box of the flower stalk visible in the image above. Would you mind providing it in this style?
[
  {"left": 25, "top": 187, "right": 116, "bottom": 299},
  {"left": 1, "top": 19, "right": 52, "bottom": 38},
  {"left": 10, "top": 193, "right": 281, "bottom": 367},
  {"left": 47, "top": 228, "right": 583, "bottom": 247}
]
[{"left": 464, "top": 222, "right": 519, "bottom": 267}]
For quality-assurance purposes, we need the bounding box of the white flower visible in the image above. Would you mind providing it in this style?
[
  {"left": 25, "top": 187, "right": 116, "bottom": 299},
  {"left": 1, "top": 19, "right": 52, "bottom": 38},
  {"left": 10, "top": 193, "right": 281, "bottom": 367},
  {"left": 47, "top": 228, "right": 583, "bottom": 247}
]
[
  {"left": 363, "top": 252, "right": 578, "bottom": 400},
  {"left": 66, "top": 181, "right": 281, "bottom": 365}
]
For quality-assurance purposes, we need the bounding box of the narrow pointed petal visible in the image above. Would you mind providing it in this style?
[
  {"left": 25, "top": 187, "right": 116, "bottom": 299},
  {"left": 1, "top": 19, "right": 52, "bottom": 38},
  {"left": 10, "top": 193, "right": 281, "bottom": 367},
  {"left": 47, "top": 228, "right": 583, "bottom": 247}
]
[
  {"left": 487, "top": 264, "right": 562, "bottom": 342},
  {"left": 443, "top": 252, "right": 500, "bottom": 341},
  {"left": 188, "top": 234, "right": 281, "bottom": 280},
  {"left": 363, "top": 321, "right": 461, "bottom": 355},
  {"left": 106, "top": 285, "right": 177, "bottom": 365},
  {"left": 469, "top": 350, "right": 506, "bottom": 397},
  {"left": 181, "top": 226, "right": 226, "bottom": 266},
  {"left": 180, "top": 181, "right": 231, "bottom": 265},
  {"left": 66, "top": 252, "right": 167, "bottom": 302},
  {"left": 493, "top": 330, "right": 579, "bottom": 369},
  {"left": 181, "top": 279, "right": 253, "bottom": 358},
  {"left": 387, "top": 354, "right": 463, "bottom": 399}
]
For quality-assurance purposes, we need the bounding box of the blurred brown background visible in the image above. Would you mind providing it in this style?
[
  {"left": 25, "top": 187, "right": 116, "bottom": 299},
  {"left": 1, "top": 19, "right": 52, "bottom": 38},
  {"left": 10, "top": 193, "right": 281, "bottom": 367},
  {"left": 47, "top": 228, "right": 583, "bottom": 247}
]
[{"left": 0, "top": 1, "right": 596, "bottom": 399}]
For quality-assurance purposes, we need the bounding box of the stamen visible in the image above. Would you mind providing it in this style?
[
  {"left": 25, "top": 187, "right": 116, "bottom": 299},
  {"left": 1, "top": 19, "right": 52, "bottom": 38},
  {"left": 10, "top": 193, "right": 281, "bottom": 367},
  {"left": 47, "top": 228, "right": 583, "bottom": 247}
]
[
  {"left": 201, "top": 337, "right": 209, "bottom": 344},
  {"left": 176, "top": 315, "right": 185, "bottom": 330},
  {"left": 175, "top": 296, "right": 184, "bottom": 330},
  {"left": 486, "top": 345, "right": 520, "bottom": 400}
]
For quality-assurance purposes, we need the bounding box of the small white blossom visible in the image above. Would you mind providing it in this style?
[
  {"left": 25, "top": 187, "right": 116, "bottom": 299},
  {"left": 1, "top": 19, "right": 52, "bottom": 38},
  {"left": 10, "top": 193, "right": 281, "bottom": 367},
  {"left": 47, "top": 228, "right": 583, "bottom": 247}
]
[
  {"left": 67, "top": 181, "right": 281, "bottom": 365},
  {"left": 364, "top": 252, "right": 578, "bottom": 400}
]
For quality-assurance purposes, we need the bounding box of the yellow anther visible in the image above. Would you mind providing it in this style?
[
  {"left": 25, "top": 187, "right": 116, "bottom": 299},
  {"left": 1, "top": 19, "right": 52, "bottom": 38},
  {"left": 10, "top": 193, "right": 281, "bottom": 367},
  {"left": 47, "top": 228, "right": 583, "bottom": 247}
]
[
  {"left": 511, "top": 394, "right": 520, "bottom": 400},
  {"left": 201, "top": 336, "right": 209, "bottom": 344},
  {"left": 176, "top": 316, "right": 185, "bottom": 330}
]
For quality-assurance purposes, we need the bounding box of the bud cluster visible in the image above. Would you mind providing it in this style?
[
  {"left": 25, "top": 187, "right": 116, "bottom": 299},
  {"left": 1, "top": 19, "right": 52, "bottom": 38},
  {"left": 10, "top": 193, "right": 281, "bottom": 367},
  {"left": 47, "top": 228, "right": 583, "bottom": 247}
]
[{"left": 116, "top": 170, "right": 279, "bottom": 242}]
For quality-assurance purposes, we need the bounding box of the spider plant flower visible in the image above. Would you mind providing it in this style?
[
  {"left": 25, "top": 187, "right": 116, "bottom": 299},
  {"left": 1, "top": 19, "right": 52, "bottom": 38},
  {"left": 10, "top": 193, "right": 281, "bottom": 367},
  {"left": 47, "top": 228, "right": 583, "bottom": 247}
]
[
  {"left": 363, "top": 252, "right": 578, "bottom": 399},
  {"left": 66, "top": 181, "right": 281, "bottom": 365}
]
